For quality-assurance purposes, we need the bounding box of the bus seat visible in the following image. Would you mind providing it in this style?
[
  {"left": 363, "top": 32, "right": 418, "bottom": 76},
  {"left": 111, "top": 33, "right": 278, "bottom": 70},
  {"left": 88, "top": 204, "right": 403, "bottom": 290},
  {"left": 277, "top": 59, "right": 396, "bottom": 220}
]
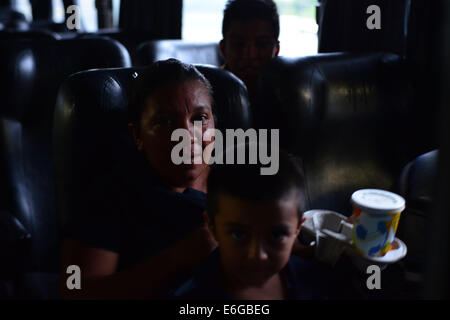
[
  {"left": 195, "top": 65, "right": 252, "bottom": 131},
  {"left": 0, "top": 37, "right": 131, "bottom": 299},
  {"left": 52, "top": 64, "right": 251, "bottom": 272},
  {"left": 77, "top": 30, "right": 158, "bottom": 55},
  {"left": 134, "top": 40, "right": 223, "bottom": 67},
  {"left": 257, "top": 53, "right": 412, "bottom": 215},
  {"left": 0, "top": 8, "right": 28, "bottom": 31},
  {"left": 398, "top": 150, "right": 438, "bottom": 271},
  {"left": 0, "top": 29, "right": 61, "bottom": 40}
]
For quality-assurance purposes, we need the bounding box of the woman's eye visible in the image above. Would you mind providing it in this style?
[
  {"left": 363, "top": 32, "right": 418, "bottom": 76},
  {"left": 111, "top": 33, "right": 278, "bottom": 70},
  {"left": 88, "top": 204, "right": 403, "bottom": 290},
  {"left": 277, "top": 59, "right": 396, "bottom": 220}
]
[
  {"left": 194, "top": 114, "right": 209, "bottom": 124},
  {"left": 230, "top": 230, "right": 246, "bottom": 241}
]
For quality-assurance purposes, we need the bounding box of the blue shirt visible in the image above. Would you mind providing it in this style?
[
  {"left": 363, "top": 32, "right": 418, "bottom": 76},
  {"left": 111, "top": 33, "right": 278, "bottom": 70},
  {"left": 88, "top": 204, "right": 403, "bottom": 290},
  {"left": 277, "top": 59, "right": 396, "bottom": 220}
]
[
  {"left": 172, "top": 248, "right": 329, "bottom": 300},
  {"left": 63, "top": 153, "right": 207, "bottom": 271}
]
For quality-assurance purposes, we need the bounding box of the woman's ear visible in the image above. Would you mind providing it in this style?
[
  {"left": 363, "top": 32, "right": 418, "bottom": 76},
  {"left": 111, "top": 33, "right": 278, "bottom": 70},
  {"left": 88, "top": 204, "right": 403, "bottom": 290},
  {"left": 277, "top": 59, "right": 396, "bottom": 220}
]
[{"left": 128, "top": 123, "right": 143, "bottom": 151}]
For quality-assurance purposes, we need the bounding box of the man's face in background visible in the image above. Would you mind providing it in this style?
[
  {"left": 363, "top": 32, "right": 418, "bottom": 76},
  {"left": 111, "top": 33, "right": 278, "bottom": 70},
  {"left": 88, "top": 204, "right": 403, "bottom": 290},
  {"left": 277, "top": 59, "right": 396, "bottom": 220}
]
[{"left": 220, "top": 19, "right": 280, "bottom": 94}]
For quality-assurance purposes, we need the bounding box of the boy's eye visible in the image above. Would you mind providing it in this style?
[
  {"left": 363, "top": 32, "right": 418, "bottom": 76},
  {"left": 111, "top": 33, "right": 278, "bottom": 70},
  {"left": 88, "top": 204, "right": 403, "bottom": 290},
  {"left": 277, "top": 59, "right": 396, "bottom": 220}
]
[
  {"left": 231, "top": 41, "right": 245, "bottom": 49},
  {"left": 230, "top": 230, "right": 246, "bottom": 241},
  {"left": 271, "top": 230, "right": 289, "bottom": 242},
  {"left": 256, "top": 41, "right": 273, "bottom": 49}
]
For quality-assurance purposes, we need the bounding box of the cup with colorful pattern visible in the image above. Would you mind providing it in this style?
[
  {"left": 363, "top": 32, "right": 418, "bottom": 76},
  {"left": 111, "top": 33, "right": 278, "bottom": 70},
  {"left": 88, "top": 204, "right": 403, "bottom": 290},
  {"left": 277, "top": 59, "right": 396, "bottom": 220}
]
[{"left": 350, "top": 189, "right": 405, "bottom": 257}]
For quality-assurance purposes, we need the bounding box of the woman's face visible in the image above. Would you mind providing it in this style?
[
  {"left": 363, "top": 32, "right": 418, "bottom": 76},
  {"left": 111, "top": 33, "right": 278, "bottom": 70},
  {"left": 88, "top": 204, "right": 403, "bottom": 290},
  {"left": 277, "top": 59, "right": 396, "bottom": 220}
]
[{"left": 133, "top": 80, "right": 214, "bottom": 190}]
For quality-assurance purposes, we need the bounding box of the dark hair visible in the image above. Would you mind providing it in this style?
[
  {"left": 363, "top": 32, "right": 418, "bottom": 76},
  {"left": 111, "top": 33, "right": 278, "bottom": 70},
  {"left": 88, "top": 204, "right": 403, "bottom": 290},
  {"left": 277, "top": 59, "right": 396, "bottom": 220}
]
[
  {"left": 207, "top": 145, "right": 306, "bottom": 223},
  {"left": 128, "top": 58, "right": 214, "bottom": 130},
  {"left": 222, "top": 0, "right": 280, "bottom": 40}
]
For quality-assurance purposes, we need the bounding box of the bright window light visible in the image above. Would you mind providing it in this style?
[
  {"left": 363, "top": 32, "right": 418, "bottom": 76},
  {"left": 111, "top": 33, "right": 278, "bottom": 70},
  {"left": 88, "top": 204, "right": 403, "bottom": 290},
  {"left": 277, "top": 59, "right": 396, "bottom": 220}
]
[
  {"left": 182, "top": 0, "right": 318, "bottom": 57},
  {"left": 13, "top": 0, "right": 32, "bottom": 21}
]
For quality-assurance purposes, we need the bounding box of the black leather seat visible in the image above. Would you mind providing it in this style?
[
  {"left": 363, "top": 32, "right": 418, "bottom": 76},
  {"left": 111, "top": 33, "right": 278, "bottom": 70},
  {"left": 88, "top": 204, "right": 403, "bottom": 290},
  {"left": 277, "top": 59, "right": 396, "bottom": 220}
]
[
  {"left": 77, "top": 30, "right": 157, "bottom": 55},
  {"left": 0, "top": 8, "right": 28, "bottom": 31},
  {"left": 257, "top": 53, "right": 412, "bottom": 215},
  {"left": 134, "top": 40, "right": 223, "bottom": 67},
  {"left": 0, "top": 29, "right": 61, "bottom": 40},
  {"left": 0, "top": 38, "right": 131, "bottom": 299},
  {"left": 398, "top": 150, "right": 437, "bottom": 264},
  {"left": 53, "top": 64, "right": 251, "bottom": 273},
  {"left": 387, "top": 149, "right": 438, "bottom": 298}
]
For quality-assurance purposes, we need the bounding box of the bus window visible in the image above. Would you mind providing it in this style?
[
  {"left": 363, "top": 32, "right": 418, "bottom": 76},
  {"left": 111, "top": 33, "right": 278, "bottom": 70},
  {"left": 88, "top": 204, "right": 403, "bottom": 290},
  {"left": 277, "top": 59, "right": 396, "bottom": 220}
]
[
  {"left": 276, "top": 0, "right": 318, "bottom": 57},
  {"left": 16, "top": 0, "right": 122, "bottom": 31},
  {"left": 13, "top": 0, "right": 32, "bottom": 21},
  {"left": 52, "top": 0, "right": 64, "bottom": 23},
  {"left": 182, "top": 0, "right": 318, "bottom": 57}
]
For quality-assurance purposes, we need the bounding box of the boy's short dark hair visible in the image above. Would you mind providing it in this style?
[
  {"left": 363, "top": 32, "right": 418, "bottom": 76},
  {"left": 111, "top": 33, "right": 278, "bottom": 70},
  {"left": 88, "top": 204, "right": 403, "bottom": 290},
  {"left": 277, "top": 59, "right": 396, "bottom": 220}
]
[
  {"left": 222, "top": 0, "right": 280, "bottom": 40},
  {"left": 128, "top": 58, "right": 213, "bottom": 130},
  {"left": 207, "top": 145, "right": 306, "bottom": 222}
]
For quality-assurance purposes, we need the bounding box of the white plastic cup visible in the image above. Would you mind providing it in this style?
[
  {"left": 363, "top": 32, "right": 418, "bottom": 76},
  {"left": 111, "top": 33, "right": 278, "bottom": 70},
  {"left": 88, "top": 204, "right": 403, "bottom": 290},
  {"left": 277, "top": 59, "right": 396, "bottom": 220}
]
[{"left": 350, "top": 189, "right": 405, "bottom": 257}]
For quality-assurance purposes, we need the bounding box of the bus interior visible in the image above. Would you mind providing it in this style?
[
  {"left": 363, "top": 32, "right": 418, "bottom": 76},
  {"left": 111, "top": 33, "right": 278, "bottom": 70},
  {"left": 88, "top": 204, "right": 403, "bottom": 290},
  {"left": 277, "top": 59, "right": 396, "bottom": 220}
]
[{"left": 0, "top": 0, "right": 449, "bottom": 301}]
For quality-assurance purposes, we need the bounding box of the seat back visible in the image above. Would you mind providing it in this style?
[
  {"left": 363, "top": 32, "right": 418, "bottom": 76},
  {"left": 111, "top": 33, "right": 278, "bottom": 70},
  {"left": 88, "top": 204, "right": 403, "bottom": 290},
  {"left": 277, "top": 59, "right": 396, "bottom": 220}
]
[
  {"left": 0, "top": 38, "right": 130, "bottom": 298},
  {"left": 0, "top": 29, "right": 61, "bottom": 40},
  {"left": 53, "top": 64, "right": 251, "bottom": 241},
  {"left": 134, "top": 40, "right": 223, "bottom": 67},
  {"left": 257, "top": 53, "right": 412, "bottom": 214},
  {"left": 398, "top": 149, "right": 438, "bottom": 261}
]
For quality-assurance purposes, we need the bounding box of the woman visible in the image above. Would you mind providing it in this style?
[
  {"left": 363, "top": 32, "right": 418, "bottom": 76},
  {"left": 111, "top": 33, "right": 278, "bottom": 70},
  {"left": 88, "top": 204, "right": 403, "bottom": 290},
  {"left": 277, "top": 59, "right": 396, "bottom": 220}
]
[{"left": 60, "top": 59, "right": 217, "bottom": 299}]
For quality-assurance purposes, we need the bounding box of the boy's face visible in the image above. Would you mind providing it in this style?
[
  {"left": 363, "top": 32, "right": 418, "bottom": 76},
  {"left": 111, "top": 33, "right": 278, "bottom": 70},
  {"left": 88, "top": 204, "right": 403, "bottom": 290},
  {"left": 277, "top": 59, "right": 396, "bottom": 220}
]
[
  {"left": 220, "top": 19, "right": 280, "bottom": 92},
  {"left": 209, "top": 191, "right": 301, "bottom": 287}
]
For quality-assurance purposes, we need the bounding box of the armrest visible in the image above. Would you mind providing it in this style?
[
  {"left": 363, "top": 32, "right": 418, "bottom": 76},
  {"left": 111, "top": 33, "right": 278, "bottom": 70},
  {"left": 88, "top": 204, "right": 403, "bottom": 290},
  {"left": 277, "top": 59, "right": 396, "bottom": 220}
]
[
  {"left": 0, "top": 211, "right": 31, "bottom": 275},
  {"left": 0, "top": 211, "right": 31, "bottom": 244}
]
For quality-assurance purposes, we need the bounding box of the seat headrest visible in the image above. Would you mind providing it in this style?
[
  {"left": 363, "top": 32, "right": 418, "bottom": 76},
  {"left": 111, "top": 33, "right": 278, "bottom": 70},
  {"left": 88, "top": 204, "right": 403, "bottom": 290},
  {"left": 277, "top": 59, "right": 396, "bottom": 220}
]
[
  {"left": 53, "top": 65, "right": 251, "bottom": 223},
  {"left": 0, "top": 29, "right": 61, "bottom": 40},
  {"left": 258, "top": 53, "right": 411, "bottom": 213},
  {"left": 400, "top": 149, "right": 438, "bottom": 204},
  {"left": 258, "top": 53, "right": 409, "bottom": 155},
  {"left": 134, "top": 40, "right": 223, "bottom": 67},
  {"left": 0, "top": 38, "right": 131, "bottom": 122},
  {"left": 196, "top": 65, "right": 252, "bottom": 131}
]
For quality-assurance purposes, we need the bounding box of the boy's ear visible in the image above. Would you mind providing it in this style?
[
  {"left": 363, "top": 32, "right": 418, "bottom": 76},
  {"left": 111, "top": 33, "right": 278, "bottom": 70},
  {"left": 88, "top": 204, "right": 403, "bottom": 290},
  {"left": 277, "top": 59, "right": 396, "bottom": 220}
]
[
  {"left": 128, "top": 123, "right": 143, "bottom": 151},
  {"left": 296, "top": 217, "right": 306, "bottom": 236},
  {"left": 273, "top": 41, "right": 280, "bottom": 57},
  {"left": 219, "top": 39, "right": 226, "bottom": 59}
]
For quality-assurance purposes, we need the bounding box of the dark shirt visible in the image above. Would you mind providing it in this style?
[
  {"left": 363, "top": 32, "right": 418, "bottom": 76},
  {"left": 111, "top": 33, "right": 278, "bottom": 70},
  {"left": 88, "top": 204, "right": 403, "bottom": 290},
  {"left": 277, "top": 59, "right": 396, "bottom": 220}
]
[
  {"left": 172, "top": 248, "right": 329, "bottom": 300},
  {"left": 63, "top": 153, "right": 207, "bottom": 272}
]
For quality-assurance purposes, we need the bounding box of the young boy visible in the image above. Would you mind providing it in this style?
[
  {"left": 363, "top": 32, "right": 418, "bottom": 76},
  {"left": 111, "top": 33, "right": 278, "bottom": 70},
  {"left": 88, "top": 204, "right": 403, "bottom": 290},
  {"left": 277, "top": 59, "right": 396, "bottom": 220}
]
[
  {"left": 220, "top": 0, "right": 280, "bottom": 104},
  {"left": 173, "top": 146, "right": 328, "bottom": 300}
]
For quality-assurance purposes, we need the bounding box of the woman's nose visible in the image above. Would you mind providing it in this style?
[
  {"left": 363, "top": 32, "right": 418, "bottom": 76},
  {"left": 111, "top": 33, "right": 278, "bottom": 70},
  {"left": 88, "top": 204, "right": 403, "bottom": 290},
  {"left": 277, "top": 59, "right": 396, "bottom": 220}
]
[{"left": 187, "top": 121, "right": 203, "bottom": 145}]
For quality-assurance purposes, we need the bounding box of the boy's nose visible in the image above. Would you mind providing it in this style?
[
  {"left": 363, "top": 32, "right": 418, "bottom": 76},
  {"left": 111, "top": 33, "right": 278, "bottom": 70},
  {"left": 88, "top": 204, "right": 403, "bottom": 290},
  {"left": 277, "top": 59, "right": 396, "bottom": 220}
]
[
  {"left": 243, "top": 43, "right": 258, "bottom": 59},
  {"left": 247, "top": 238, "right": 268, "bottom": 261}
]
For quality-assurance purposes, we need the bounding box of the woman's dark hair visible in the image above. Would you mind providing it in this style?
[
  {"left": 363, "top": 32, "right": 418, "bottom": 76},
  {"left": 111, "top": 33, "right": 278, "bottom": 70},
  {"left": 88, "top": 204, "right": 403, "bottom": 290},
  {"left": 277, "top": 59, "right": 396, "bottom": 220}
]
[
  {"left": 207, "top": 145, "right": 306, "bottom": 222},
  {"left": 222, "top": 0, "right": 280, "bottom": 40},
  {"left": 128, "top": 58, "right": 214, "bottom": 130}
]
